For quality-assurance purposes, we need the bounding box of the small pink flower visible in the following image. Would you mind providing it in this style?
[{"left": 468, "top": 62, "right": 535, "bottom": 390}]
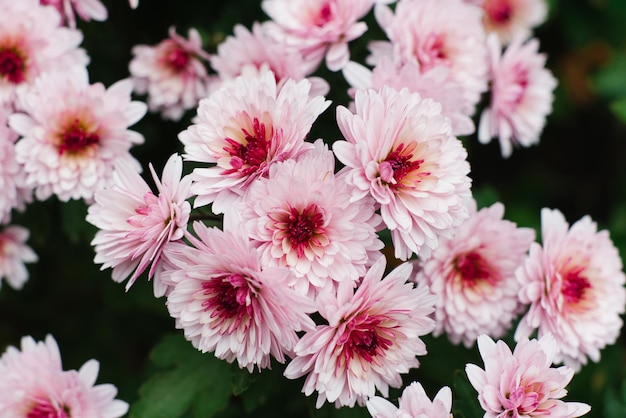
[
  {"left": 284, "top": 256, "right": 437, "bottom": 408},
  {"left": 416, "top": 200, "right": 535, "bottom": 347},
  {"left": 129, "top": 0, "right": 139, "bottom": 8},
  {"left": 479, "top": 35, "right": 557, "bottom": 158},
  {"left": 465, "top": 0, "right": 547, "bottom": 44},
  {"left": 40, "top": 0, "right": 108, "bottom": 28},
  {"left": 130, "top": 27, "right": 212, "bottom": 121},
  {"left": 0, "top": 225, "right": 37, "bottom": 291},
  {"left": 466, "top": 334, "right": 591, "bottom": 417},
  {"left": 0, "top": 334, "right": 128, "bottom": 418},
  {"left": 367, "top": 382, "right": 453, "bottom": 418},
  {"left": 333, "top": 86, "right": 472, "bottom": 260},
  {"left": 164, "top": 223, "right": 316, "bottom": 371},
  {"left": 515, "top": 208, "right": 626, "bottom": 370},
  {"left": 10, "top": 67, "right": 147, "bottom": 202},
  {"left": 87, "top": 153, "right": 191, "bottom": 296}
]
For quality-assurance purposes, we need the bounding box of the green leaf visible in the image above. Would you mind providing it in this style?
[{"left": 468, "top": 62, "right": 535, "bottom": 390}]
[
  {"left": 603, "top": 382, "right": 626, "bottom": 417},
  {"left": 610, "top": 97, "right": 626, "bottom": 124},
  {"left": 592, "top": 53, "right": 626, "bottom": 99},
  {"left": 452, "top": 370, "right": 484, "bottom": 418}
]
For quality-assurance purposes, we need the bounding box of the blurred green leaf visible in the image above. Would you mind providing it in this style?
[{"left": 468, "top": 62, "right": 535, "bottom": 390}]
[
  {"left": 452, "top": 370, "right": 483, "bottom": 418},
  {"left": 610, "top": 97, "right": 626, "bottom": 124},
  {"left": 592, "top": 53, "right": 626, "bottom": 99}
]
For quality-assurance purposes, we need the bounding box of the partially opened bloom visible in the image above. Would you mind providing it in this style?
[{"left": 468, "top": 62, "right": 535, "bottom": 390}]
[
  {"left": 465, "top": 334, "right": 591, "bottom": 417},
  {"left": 515, "top": 208, "right": 626, "bottom": 369},
  {"left": 87, "top": 153, "right": 191, "bottom": 296},
  {"left": 284, "top": 256, "right": 437, "bottom": 408},
  {"left": 465, "top": 0, "right": 547, "bottom": 44},
  {"left": 130, "top": 27, "right": 212, "bottom": 121},
  {"left": 164, "top": 223, "right": 316, "bottom": 371},
  {"left": 333, "top": 87, "right": 472, "bottom": 260},
  {"left": 478, "top": 35, "right": 557, "bottom": 158},
  {"left": 0, "top": 334, "right": 128, "bottom": 418},
  {"left": 10, "top": 67, "right": 147, "bottom": 202},
  {"left": 0, "top": 225, "right": 37, "bottom": 291},
  {"left": 416, "top": 200, "right": 535, "bottom": 347},
  {"left": 367, "top": 382, "right": 453, "bottom": 418},
  {"left": 40, "top": 0, "right": 108, "bottom": 28}
]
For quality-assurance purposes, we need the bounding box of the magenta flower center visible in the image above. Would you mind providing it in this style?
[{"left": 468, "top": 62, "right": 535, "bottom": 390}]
[
  {"left": 27, "top": 400, "right": 70, "bottom": 418},
  {"left": 342, "top": 314, "right": 392, "bottom": 364},
  {"left": 270, "top": 203, "right": 328, "bottom": 259},
  {"left": 167, "top": 47, "right": 190, "bottom": 72},
  {"left": 223, "top": 117, "right": 272, "bottom": 176},
  {"left": 484, "top": 0, "right": 513, "bottom": 24},
  {"left": 314, "top": 2, "right": 333, "bottom": 26},
  {"left": 380, "top": 142, "right": 426, "bottom": 188},
  {"left": 455, "top": 251, "right": 498, "bottom": 288},
  {"left": 0, "top": 46, "right": 26, "bottom": 84},
  {"left": 418, "top": 33, "right": 448, "bottom": 71},
  {"left": 202, "top": 273, "right": 253, "bottom": 320},
  {"left": 58, "top": 118, "right": 100, "bottom": 156},
  {"left": 562, "top": 270, "right": 591, "bottom": 305}
]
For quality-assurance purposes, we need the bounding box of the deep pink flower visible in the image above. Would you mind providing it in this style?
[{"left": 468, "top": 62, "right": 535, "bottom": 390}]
[
  {"left": 0, "top": 335, "right": 128, "bottom": 418},
  {"left": 333, "top": 86, "right": 472, "bottom": 260},
  {"left": 367, "top": 382, "right": 453, "bottom": 418},
  {"left": 466, "top": 334, "right": 591, "bottom": 417},
  {"left": 87, "top": 153, "right": 191, "bottom": 296},
  {"left": 0, "top": 225, "right": 37, "bottom": 291},
  {"left": 164, "top": 223, "right": 316, "bottom": 371},
  {"left": 40, "top": 0, "right": 108, "bottom": 28},
  {"left": 130, "top": 27, "right": 213, "bottom": 121},
  {"left": 465, "top": 0, "right": 547, "bottom": 44},
  {"left": 515, "top": 208, "right": 626, "bottom": 370},
  {"left": 415, "top": 200, "right": 535, "bottom": 347},
  {"left": 284, "top": 256, "right": 437, "bottom": 408}
]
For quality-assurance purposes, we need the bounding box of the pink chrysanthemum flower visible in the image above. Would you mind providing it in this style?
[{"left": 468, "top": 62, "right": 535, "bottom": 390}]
[
  {"left": 0, "top": 225, "right": 37, "bottom": 291},
  {"left": 0, "top": 334, "right": 128, "bottom": 418},
  {"left": 465, "top": 0, "right": 547, "bottom": 44},
  {"left": 466, "top": 334, "right": 591, "bottom": 417},
  {"left": 284, "top": 256, "right": 437, "bottom": 408},
  {"left": 238, "top": 140, "right": 383, "bottom": 297},
  {"left": 262, "top": 0, "right": 374, "bottom": 71},
  {"left": 179, "top": 66, "right": 330, "bottom": 212},
  {"left": 0, "top": 0, "right": 88, "bottom": 107},
  {"left": 10, "top": 67, "right": 147, "bottom": 202},
  {"left": 415, "top": 200, "right": 535, "bottom": 347},
  {"left": 87, "top": 153, "right": 191, "bottom": 296},
  {"left": 515, "top": 208, "right": 626, "bottom": 370},
  {"left": 40, "top": 0, "right": 108, "bottom": 28},
  {"left": 164, "top": 223, "right": 316, "bottom": 372},
  {"left": 333, "top": 87, "right": 472, "bottom": 260},
  {"left": 367, "top": 382, "right": 453, "bottom": 418},
  {"left": 374, "top": 0, "right": 488, "bottom": 114},
  {"left": 130, "top": 27, "right": 212, "bottom": 121},
  {"left": 478, "top": 35, "right": 557, "bottom": 158}
]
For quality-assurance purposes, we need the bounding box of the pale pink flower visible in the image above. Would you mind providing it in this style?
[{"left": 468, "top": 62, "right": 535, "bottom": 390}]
[
  {"left": 40, "top": 0, "right": 108, "bottom": 28},
  {"left": 129, "top": 0, "right": 139, "bottom": 8},
  {"left": 465, "top": 0, "right": 547, "bottom": 44},
  {"left": 478, "top": 35, "right": 557, "bottom": 158},
  {"left": 0, "top": 225, "right": 37, "bottom": 291},
  {"left": 164, "top": 222, "right": 316, "bottom": 372},
  {"left": 238, "top": 140, "right": 383, "bottom": 297},
  {"left": 466, "top": 334, "right": 591, "bottom": 417},
  {"left": 0, "top": 334, "right": 128, "bottom": 418},
  {"left": 415, "top": 200, "right": 535, "bottom": 347},
  {"left": 0, "top": 0, "right": 88, "bottom": 106},
  {"left": 284, "top": 256, "right": 437, "bottom": 408},
  {"left": 179, "top": 66, "right": 330, "bottom": 212},
  {"left": 333, "top": 87, "right": 472, "bottom": 260},
  {"left": 262, "top": 0, "right": 374, "bottom": 71},
  {"left": 515, "top": 208, "right": 626, "bottom": 370},
  {"left": 367, "top": 382, "right": 453, "bottom": 418},
  {"left": 10, "top": 67, "right": 147, "bottom": 202},
  {"left": 130, "top": 27, "right": 212, "bottom": 121},
  {"left": 87, "top": 153, "right": 191, "bottom": 296}
]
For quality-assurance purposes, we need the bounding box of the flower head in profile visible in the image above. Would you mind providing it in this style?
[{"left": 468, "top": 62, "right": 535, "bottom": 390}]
[
  {"left": 0, "top": 225, "right": 37, "bottom": 291},
  {"left": 466, "top": 334, "right": 591, "bottom": 417},
  {"left": 0, "top": 334, "right": 128, "bottom": 418},
  {"left": 333, "top": 87, "right": 472, "bottom": 260},
  {"left": 40, "top": 0, "right": 108, "bottom": 28},
  {"left": 416, "top": 200, "right": 535, "bottom": 347},
  {"left": 284, "top": 256, "right": 437, "bottom": 408},
  {"left": 478, "top": 35, "right": 557, "bottom": 158},
  {"left": 515, "top": 208, "right": 626, "bottom": 370},
  {"left": 367, "top": 382, "right": 453, "bottom": 418},
  {"left": 465, "top": 0, "right": 547, "bottom": 44},
  {"left": 164, "top": 223, "right": 316, "bottom": 371},
  {"left": 87, "top": 153, "right": 191, "bottom": 296},
  {"left": 130, "top": 27, "right": 212, "bottom": 121},
  {"left": 10, "top": 67, "right": 147, "bottom": 202}
]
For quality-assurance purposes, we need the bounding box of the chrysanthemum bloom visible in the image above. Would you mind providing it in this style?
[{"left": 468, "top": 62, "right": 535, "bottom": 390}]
[
  {"left": 0, "top": 335, "right": 128, "bottom": 418},
  {"left": 0, "top": 225, "right": 37, "bottom": 291},
  {"left": 374, "top": 0, "right": 488, "bottom": 114},
  {"left": 262, "top": 0, "right": 374, "bottom": 71},
  {"left": 284, "top": 256, "right": 437, "bottom": 408},
  {"left": 164, "top": 223, "right": 316, "bottom": 372},
  {"left": 515, "top": 208, "right": 626, "bottom": 370},
  {"left": 333, "top": 87, "right": 472, "bottom": 260},
  {"left": 238, "top": 140, "right": 383, "bottom": 297},
  {"left": 130, "top": 27, "right": 213, "bottom": 121},
  {"left": 179, "top": 66, "right": 330, "bottom": 212},
  {"left": 367, "top": 382, "right": 453, "bottom": 418},
  {"left": 10, "top": 67, "right": 147, "bottom": 202},
  {"left": 466, "top": 334, "right": 591, "bottom": 417},
  {"left": 465, "top": 0, "right": 547, "bottom": 44},
  {"left": 0, "top": 0, "right": 88, "bottom": 106},
  {"left": 478, "top": 35, "right": 557, "bottom": 158},
  {"left": 211, "top": 22, "right": 329, "bottom": 96},
  {"left": 40, "top": 0, "right": 108, "bottom": 28},
  {"left": 87, "top": 153, "right": 191, "bottom": 296},
  {"left": 415, "top": 200, "right": 535, "bottom": 347}
]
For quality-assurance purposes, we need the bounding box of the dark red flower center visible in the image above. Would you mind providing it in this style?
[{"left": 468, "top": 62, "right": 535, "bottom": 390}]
[
  {"left": 286, "top": 204, "right": 325, "bottom": 252},
  {"left": 484, "top": 0, "right": 513, "bottom": 24},
  {"left": 455, "top": 251, "right": 497, "bottom": 288},
  {"left": 167, "top": 47, "right": 190, "bottom": 72},
  {"left": 202, "top": 273, "right": 253, "bottom": 319},
  {"left": 0, "top": 46, "right": 26, "bottom": 84},
  {"left": 27, "top": 400, "right": 70, "bottom": 418},
  {"left": 58, "top": 119, "right": 100, "bottom": 156},
  {"left": 562, "top": 270, "right": 591, "bottom": 305},
  {"left": 380, "top": 142, "right": 425, "bottom": 188},
  {"left": 315, "top": 2, "right": 332, "bottom": 26},
  {"left": 223, "top": 117, "right": 272, "bottom": 177},
  {"left": 342, "top": 315, "right": 392, "bottom": 364}
]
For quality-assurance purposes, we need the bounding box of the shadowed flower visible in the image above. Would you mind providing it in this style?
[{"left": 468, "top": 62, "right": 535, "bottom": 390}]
[
  {"left": 40, "top": 0, "right": 108, "bottom": 28},
  {"left": 0, "top": 225, "right": 37, "bottom": 291},
  {"left": 367, "top": 382, "right": 453, "bottom": 418}
]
